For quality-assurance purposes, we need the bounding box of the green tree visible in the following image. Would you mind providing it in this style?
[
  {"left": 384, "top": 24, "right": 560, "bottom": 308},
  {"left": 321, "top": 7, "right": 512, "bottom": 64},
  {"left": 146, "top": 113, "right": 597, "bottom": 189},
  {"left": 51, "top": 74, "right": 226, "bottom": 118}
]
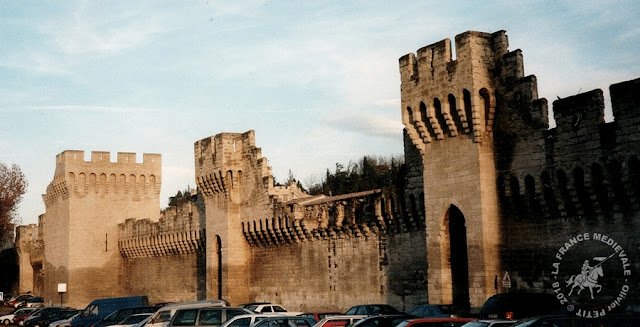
[
  {"left": 307, "top": 155, "right": 403, "bottom": 196},
  {"left": 0, "top": 163, "right": 27, "bottom": 244},
  {"left": 168, "top": 186, "right": 192, "bottom": 206}
]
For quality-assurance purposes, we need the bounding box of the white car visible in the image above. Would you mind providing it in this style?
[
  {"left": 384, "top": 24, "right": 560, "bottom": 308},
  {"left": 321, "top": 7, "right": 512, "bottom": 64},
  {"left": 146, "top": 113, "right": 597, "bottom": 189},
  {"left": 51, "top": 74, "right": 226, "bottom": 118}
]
[
  {"left": 221, "top": 314, "right": 284, "bottom": 327},
  {"left": 312, "top": 315, "right": 367, "bottom": 327},
  {"left": 244, "top": 304, "right": 302, "bottom": 316},
  {"left": 0, "top": 308, "right": 38, "bottom": 325},
  {"left": 146, "top": 300, "right": 229, "bottom": 327}
]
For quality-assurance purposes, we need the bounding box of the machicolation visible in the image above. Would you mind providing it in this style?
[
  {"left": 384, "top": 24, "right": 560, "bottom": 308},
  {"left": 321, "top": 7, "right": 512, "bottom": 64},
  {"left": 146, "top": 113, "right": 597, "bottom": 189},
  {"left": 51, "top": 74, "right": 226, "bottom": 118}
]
[{"left": 14, "top": 29, "right": 640, "bottom": 314}]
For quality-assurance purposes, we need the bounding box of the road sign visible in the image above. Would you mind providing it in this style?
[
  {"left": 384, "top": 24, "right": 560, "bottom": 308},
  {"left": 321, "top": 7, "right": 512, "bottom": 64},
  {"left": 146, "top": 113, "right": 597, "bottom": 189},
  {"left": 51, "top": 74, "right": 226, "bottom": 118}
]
[{"left": 502, "top": 271, "right": 512, "bottom": 288}]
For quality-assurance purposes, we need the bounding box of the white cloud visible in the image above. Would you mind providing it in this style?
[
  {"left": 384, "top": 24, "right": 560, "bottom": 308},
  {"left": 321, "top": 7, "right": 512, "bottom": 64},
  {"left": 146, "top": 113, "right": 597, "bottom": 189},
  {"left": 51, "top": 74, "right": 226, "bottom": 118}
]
[{"left": 320, "top": 108, "right": 403, "bottom": 137}]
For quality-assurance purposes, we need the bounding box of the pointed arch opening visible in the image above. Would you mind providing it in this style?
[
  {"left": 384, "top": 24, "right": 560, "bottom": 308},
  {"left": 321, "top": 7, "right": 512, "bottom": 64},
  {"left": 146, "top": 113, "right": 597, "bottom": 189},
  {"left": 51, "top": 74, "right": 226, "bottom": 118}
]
[
  {"left": 216, "top": 235, "right": 223, "bottom": 299},
  {"left": 446, "top": 205, "right": 470, "bottom": 310}
]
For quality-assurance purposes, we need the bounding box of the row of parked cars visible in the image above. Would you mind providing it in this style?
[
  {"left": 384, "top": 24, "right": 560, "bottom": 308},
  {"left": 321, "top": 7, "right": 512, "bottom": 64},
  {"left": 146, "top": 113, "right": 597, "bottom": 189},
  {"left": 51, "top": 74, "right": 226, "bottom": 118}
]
[
  {"left": 2, "top": 295, "right": 44, "bottom": 309},
  {"left": 3, "top": 293, "right": 639, "bottom": 327}
]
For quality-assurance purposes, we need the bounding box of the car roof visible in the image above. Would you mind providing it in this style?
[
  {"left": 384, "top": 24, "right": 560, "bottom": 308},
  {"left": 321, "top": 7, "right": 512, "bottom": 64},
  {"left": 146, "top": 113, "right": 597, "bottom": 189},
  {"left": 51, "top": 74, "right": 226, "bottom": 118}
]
[
  {"left": 406, "top": 318, "right": 476, "bottom": 322},
  {"left": 158, "top": 301, "right": 229, "bottom": 311},
  {"left": 320, "top": 315, "right": 367, "bottom": 320}
]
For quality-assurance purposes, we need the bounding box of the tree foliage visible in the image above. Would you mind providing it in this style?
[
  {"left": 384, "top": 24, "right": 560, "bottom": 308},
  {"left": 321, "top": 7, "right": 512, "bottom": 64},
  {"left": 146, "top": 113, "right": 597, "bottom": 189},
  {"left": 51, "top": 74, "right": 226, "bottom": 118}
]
[
  {"left": 306, "top": 155, "right": 404, "bottom": 196},
  {"left": 168, "top": 186, "right": 192, "bottom": 207},
  {"left": 0, "top": 163, "right": 28, "bottom": 244}
]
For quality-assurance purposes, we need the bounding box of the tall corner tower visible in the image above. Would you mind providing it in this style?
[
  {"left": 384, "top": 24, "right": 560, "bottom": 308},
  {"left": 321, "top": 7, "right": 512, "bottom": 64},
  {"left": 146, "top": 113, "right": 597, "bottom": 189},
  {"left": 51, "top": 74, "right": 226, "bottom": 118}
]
[
  {"left": 194, "top": 130, "right": 273, "bottom": 305},
  {"left": 41, "top": 150, "right": 161, "bottom": 308},
  {"left": 399, "top": 30, "right": 510, "bottom": 308}
]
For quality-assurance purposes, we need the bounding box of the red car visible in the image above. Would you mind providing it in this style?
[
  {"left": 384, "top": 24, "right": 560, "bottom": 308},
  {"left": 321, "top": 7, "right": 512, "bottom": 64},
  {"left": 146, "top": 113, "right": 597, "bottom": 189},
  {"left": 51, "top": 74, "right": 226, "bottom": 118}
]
[
  {"left": 8, "top": 295, "right": 35, "bottom": 309},
  {"left": 396, "top": 318, "right": 477, "bottom": 327},
  {"left": 13, "top": 310, "right": 37, "bottom": 326}
]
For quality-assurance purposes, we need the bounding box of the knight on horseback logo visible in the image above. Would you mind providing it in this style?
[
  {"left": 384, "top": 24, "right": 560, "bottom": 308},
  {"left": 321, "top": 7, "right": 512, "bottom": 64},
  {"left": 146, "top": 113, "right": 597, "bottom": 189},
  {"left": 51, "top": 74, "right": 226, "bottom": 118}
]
[
  {"left": 550, "top": 233, "right": 632, "bottom": 318},
  {"left": 566, "top": 254, "right": 614, "bottom": 300}
]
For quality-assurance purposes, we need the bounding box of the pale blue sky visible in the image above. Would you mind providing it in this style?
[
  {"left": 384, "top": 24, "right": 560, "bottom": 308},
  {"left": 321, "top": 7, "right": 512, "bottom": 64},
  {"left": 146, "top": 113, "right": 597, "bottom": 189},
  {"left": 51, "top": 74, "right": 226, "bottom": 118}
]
[{"left": 2, "top": 1, "right": 639, "bottom": 225}]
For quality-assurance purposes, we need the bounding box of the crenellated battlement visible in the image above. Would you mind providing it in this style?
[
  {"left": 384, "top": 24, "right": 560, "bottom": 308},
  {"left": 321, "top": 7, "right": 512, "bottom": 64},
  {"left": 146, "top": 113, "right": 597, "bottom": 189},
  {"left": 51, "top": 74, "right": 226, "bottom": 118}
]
[
  {"left": 43, "top": 150, "right": 161, "bottom": 203},
  {"left": 117, "top": 194, "right": 205, "bottom": 258},
  {"left": 243, "top": 189, "right": 424, "bottom": 247},
  {"left": 194, "top": 130, "right": 272, "bottom": 196},
  {"left": 399, "top": 31, "right": 512, "bottom": 148},
  {"left": 54, "top": 150, "right": 161, "bottom": 174}
]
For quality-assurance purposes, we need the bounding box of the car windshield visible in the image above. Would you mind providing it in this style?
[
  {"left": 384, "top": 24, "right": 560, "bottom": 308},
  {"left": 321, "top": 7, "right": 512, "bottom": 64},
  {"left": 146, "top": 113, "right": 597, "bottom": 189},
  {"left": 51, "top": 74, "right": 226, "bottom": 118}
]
[
  {"left": 227, "top": 317, "right": 250, "bottom": 327},
  {"left": 460, "top": 322, "right": 489, "bottom": 327},
  {"left": 273, "top": 307, "right": 287, "bottom": 313},
  {"left": 150, "top": 311, "right": 171, "bottom": 324},
  {"left": 122, "top": 315, "right": 151, "bottom": 324}
]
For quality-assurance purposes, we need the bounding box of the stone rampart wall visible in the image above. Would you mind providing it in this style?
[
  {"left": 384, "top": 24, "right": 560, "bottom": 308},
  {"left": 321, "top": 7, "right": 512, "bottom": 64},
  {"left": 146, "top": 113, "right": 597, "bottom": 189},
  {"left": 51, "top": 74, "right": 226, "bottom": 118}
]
[
  {"left": 496, "top": 77, "right": 640, "bottom": 311},
  {"left": 248, "top": 225, "right": 426, "bottom": 312},
  {"left": 120, "top": 252, "right": 205, "bottom": 305}
]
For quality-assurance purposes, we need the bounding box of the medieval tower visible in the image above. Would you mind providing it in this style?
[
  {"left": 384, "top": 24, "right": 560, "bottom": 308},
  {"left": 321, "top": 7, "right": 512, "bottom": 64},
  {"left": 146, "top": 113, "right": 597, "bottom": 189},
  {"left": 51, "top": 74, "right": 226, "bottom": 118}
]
[
  {"left": 400, "top": 31, "right": 526, "bottom": 308},
  {"left": 40, "top": 151, "right": 161, "bottom": 308},
  {"left": 194, "top": 131, "right": 296, "bottom": 305}
]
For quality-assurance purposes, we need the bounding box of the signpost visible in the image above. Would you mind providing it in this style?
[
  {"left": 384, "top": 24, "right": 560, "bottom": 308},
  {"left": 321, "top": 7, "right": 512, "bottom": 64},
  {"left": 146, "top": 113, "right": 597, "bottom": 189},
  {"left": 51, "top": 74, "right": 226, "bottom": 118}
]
[{"left": 58, "top": 283, "right": 67, "bottom": 306}]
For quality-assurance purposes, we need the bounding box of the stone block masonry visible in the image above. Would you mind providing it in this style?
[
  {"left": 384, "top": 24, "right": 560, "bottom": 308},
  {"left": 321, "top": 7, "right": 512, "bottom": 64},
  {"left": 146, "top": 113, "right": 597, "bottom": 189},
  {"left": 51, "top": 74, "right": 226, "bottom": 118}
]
[
  {"left": 39, "top": 151, "right": 161, "bottom": 309},
  {"left": 15, "top": 29, "right": 640, "bottom": 314}
]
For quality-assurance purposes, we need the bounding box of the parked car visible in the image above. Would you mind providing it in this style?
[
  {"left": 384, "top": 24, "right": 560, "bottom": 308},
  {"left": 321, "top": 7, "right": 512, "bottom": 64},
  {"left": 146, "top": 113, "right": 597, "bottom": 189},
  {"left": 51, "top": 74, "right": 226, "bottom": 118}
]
[
  {"left": 25, "top": 309, "right": 79, "bottom": 327},
  {"left": 460, "top": 320, "right": 517, "bottom": 327},
  {"left": 251, "top": 316, "right": 317, "bottom": 327},
  {"left": 14, "top": 311, "right": 35, "bottom": 326},
  {"left": 312, "top": 315, "right": 367, "bottom": 327},
  {"left": 395, "top": 318, "right": 477, "bottom": 327},
  {"left": 237, "top": 303, "right": 271, "bottom": 309},
  {"left": 345, "top": 305, "right": 404, "bottom": 316},
  {"left": 479, "top": 293, "right": 562, "bottom": 320},
  {"left": 0, "top": 307, "right": 38, "bottom": 325},
  {"left": 146, "top": 300, "right": 229, "bottom": 327},
  {"left": 512, "top": 314, "right": 640, "bottom": 327},
  {"left": 9, "top": 295, "right": 35, "bottom": 309},
  {"left": 48, "top": 312, "right": 80, "bottom": 327},
  {"left": 168, "top": 306, "right": 252, "bottom": 327},
  {"left": 23, "top": 308, "right": 73, "bottom": 327},
  {"left": 19, "top": 308, "right": 65, "bottom": 326},
  {"left": 349, "top": 315, "right": 415, "bottom": 327},
  {"left": 220, "top": 314, "right": 284, "bottom": 327},
  {"left": 3, "top": 294, "right": 16, "bottom": 306},
  {"left": 408, "top": 305, "right": 455, "bottom": 318},
  {"left": 301, "top": 313, "right": 341, "bottom": 322},
  {"left": 243, "top": 304, "right": 301, "bottom": 316},
  {"left": 70, "top": 296, "right": 149, "bottom": 327},
  {"left": 24, "top": 298, "right": 45, "bottom": 308},
  {"left": 93, "top": 306, "right": 161, "bottom": 327},
  {"left": 110, "top": 313, "right": 153, "bottom": 327}
]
